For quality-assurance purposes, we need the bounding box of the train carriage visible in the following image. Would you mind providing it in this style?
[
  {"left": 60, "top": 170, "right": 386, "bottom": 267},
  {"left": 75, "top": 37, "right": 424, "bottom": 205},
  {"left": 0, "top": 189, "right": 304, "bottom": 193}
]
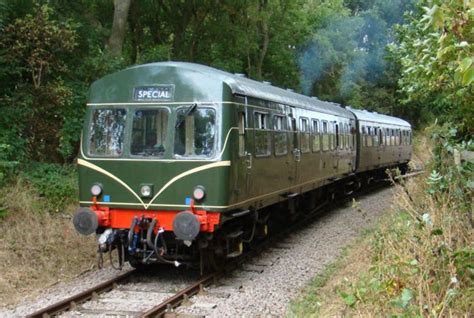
[
  {"left": 73, "top": 62, "right": 411, "bottom": 268},
  {"left": 349, "top": 108, "right": 412, "bottom": 174}
]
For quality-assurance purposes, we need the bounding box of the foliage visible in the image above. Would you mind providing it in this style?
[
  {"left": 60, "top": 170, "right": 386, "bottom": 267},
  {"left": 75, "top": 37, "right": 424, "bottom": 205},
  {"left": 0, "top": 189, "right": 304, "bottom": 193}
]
[
  {"left": 391, "top": 0, "right": 474, "bottom": 134},
  {"left": 20, "top": 163, "right": 78, "bottom": 213},
  {"left": 0, "top": 144, "right": 19, "bottom": 185},
  {"left": 333, "top": 129, "right": 472, "bottom": 316},
  {"left": 0, "top": 3, "right": 79, "bottom": 162}
]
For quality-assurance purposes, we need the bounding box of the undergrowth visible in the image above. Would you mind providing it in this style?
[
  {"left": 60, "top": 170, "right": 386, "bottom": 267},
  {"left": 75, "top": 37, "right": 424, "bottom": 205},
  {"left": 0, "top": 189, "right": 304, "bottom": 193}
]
[
  {"left": 290, "top": 126, "right": 473, "bottom": 316},
  {"left": 0, "top": 178, "right": 96, "bottom": 306},
  {"left": 20, "top": 162, "right": 78, "bottom": 213},
  {"left": 340, "top": 126, "right": 472, "bottom": 316},
  {"left": 0, "top": 163, "right": 97, "bottom": 306}
]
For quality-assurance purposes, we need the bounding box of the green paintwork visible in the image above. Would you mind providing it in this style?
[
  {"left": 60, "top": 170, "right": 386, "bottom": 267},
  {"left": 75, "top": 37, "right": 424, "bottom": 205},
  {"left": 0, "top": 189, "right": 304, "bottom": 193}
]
[{"left": 79, "top": 62, "right": 411, "bottom": 221}]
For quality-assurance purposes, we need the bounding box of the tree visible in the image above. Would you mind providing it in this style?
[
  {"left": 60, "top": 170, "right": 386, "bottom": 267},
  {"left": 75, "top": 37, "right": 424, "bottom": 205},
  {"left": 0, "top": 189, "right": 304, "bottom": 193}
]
[
  {"left": 391, "top": 0, "right": 473, "bottom": 134},
  {"left": 0, "top": 4, "right": 78, "bottom": 162},
  {"left": 107, "top": 0, "right": 132, "bottom": 57}
]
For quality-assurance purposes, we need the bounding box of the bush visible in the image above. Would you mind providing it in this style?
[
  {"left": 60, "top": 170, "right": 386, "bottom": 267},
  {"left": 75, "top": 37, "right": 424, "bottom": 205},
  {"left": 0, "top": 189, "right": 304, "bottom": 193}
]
[{"left": 21, "top": 163, "right": 77, "bottom": 213}]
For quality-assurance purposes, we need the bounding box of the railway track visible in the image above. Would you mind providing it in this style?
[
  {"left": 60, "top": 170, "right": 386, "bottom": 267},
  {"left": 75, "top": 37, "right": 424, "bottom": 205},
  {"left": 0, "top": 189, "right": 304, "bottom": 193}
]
[{"left": 26, "top": 170, "right": 424, "bottom": 318}]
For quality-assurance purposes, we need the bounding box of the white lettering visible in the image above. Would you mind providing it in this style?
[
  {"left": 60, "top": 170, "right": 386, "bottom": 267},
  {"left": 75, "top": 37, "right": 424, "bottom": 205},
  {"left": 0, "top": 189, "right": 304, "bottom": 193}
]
[{"left": 135, "top": 87, "right": 173, "bottom": 100}]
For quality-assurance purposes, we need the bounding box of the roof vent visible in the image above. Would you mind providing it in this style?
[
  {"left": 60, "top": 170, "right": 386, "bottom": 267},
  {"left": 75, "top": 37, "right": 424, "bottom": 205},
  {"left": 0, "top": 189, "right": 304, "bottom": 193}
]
[
  {"left": 234, "top": 73, "right": 246, "bottom": 78},
  {"left": 286, "top": 88, "right": 295, "bottom": 92},
  {"left": 262, "top": 81, "right": 272, "bottom": 85}
]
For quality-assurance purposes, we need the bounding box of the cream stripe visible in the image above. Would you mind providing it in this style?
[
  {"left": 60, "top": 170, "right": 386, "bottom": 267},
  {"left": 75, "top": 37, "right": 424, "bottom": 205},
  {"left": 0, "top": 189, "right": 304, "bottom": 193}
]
[
  {"left": 78, "top": 158, "right": 231, "bottom": 210},
  {"left": 146, "top": 161, "right": 231, "bottom": 208},
  {"left": 87, "top": 101, "right": 284, "bottom": 113},
  {"left": 79, "top": 201, "right": 229, "bottom": 209},
  {"left": 79, "top": 170, "right": 340, "bottom": 211},
  {"left": 77, "top": 158, "right": 146, "bottom": 208}
]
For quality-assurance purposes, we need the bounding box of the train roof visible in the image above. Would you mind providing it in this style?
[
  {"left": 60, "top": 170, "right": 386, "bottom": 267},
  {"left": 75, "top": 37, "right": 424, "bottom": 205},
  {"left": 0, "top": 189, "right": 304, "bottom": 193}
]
[
  {"left": 348, "top": 108, "right": 411, "bottom": 128},
  {"left": 127, "top": 62, "right": 354, "bottom": 118}
]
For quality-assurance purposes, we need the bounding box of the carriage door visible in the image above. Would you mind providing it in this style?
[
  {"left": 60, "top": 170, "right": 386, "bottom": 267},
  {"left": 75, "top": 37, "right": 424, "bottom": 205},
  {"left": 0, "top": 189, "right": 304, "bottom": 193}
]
[
  {"left": 289, "top": 107, "right": 300, "bottom": 190},
  {"left": 235, "top": 97, "right": 252, "bottom": 200}
]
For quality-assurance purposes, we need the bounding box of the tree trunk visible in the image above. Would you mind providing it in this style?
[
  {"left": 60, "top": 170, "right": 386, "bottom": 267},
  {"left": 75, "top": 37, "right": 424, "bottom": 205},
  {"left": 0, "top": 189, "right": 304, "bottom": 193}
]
[
  {"left": 107, "top": 0, "right": 132, "bottom": 57},
  {"left": 255, "top": 0, "right": 269, "bottom": 80}
]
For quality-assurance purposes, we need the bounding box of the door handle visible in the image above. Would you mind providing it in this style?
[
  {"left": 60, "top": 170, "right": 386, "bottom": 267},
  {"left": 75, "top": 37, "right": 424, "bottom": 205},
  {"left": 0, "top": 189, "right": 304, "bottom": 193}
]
[{"left": 245, "top": 152, "right": 252, "bottom": 169}]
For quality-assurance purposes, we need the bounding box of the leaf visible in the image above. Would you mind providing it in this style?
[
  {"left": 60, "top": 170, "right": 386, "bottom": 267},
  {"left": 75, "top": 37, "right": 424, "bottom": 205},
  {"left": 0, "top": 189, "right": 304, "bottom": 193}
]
[
  {"left": 340, "top": 292, "right": 357, "bottom": 307},
  {"left": 462, "top": 67, "right": 474, "bottom": 86},
  {"left": 467, "top": 180, "right": 474, "bottom": 189},
  {"left": 431, "top": 228, "right": 443, "bottom": 236},
  {"left": 459, "top": 57, "right": 472, "bottom": 72},
  {"left": 401, "top": 288, "right": 413, "bottom": 308}
]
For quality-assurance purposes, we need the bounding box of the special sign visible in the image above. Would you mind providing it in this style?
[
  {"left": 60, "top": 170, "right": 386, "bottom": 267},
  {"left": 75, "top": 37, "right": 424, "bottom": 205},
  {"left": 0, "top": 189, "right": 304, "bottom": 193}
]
[{"left": 133, "top": 85, "right": 174, "bottom": 101}]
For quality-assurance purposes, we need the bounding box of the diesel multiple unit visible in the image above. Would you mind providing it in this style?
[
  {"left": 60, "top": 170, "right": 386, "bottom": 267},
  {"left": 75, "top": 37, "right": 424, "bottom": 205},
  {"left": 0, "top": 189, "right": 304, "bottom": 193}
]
[{"left": 73, "top": 62, "right": 412, "bottom": 268}]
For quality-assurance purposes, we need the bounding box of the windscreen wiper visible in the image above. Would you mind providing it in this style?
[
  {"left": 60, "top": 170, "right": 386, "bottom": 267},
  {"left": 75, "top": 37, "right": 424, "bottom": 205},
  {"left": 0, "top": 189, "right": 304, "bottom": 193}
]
[{"left": 175, "top": 103, "right": 197, "bottom": 128}]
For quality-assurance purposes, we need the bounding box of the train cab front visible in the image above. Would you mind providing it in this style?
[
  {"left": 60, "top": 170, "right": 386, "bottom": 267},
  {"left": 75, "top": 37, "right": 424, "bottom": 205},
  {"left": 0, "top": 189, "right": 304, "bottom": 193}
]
[{"left": 73, "top": 70, "right": 231, "bottom": 268}]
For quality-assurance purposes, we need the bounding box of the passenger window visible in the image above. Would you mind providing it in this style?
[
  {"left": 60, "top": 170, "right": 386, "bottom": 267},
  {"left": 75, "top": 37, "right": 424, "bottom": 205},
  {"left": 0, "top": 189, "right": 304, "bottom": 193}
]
[
  {"left": 238, "top": 112, "right": 246, "bottom": 157},
  {"left": 300, "top": 118, "right": 310, "bottom": 153},
  {"left": 336, "top": 122, "right": 343, "bottom": 150},
  {"left": 367, "top": 127, "right": 373, "bottom": 147},
  {"left": 329, "top": 122, "right": 336, "bottom": 151},
  {"left": 361, "top": 126, "right": 367, "bottom": 147},
  {"left": 322, "top": 121, "right": 329, "bottom": 151},
  {"left": 344, "top": 123, "right": 349, "bottom": 149},
  {"left": 312, "top": 120, "right": 321, "bottom": 152},
  {"left": 254, "top": 112, "right": 271, "bottom": 157},
  {"left": 349, "top": 124, "right": 354, "bottom": 150},
  {"left": 274, "top": 115, "right": 288, "bottom": 156},
  {"left": 373, "top": 127, "right": 378, "bottom": 147}
]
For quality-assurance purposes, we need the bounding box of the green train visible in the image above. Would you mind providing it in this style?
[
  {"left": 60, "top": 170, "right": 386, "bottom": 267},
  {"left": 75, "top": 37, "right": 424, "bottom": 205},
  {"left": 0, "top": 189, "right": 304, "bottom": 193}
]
[{"left": 73, "top": 62, "right": 412, "bottom": 268}]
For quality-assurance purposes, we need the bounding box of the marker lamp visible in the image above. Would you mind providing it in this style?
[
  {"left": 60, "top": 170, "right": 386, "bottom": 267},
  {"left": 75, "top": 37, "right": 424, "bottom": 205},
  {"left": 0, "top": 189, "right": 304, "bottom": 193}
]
[
  {"left": 193, "top": 186, "right": 206, "bottom": 201},
  {"left": 140, "top": 185, "right": 152, "bottom": 197},
  {"left": 91, "top": 184, "right": 102, "bottom": 196}
]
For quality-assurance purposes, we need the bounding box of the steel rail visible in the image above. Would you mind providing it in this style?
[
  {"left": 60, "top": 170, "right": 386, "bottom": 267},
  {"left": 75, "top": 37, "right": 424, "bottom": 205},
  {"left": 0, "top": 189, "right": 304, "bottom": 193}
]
[
  {"left": 26, "top": 270, "right": 135, "bottom": 318},
  {"left": 140, "top": 273, "right": 217, "bottom": 317}
]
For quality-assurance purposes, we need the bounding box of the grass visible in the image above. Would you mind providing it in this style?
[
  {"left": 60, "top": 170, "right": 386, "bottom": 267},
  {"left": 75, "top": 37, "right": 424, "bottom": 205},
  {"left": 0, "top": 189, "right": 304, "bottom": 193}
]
[
  {"left": 289, "top": 129, "right": 473, "bottom": 317},
  {"left": 0, "top": 176, "right": 97, "bottom": 306}
]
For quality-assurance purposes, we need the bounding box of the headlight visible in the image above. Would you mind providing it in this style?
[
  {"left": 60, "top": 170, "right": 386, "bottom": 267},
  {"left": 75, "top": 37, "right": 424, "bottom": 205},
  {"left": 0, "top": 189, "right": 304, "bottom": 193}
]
[
  {"left": 140, "top": 185, "right": 152, "bottom": 197},
  {"left": 193, "top": 186, "right": 206, "bottom": 201},
  {"left": 91, "top": 184, "right": 102, "bottom": 196}
]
